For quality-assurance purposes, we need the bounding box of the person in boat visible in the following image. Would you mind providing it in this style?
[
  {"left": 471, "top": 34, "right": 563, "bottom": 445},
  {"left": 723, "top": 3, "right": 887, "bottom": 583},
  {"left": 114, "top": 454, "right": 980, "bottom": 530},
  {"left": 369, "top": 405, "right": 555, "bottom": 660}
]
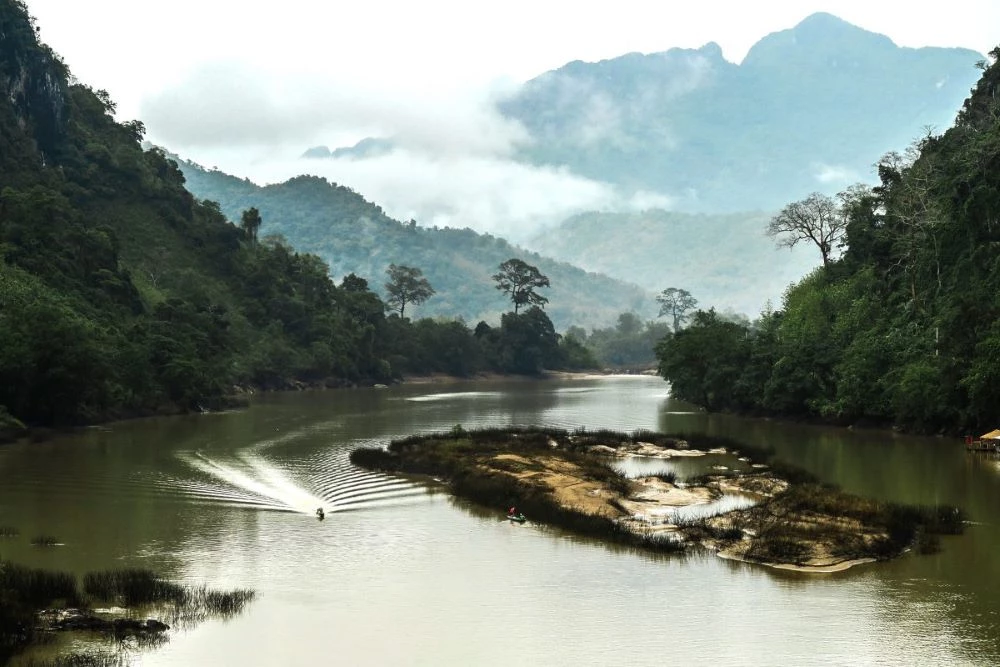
[
  {"left": 316, "top": 507, "right": 325, "bottom": 520},
  {"left": 507, "top": 505, "right": 518, "bottom": 518}
]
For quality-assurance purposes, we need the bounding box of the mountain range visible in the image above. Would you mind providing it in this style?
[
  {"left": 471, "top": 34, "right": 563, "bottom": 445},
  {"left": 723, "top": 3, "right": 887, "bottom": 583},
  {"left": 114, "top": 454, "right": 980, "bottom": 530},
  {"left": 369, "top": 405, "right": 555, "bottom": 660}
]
[
  {"left": 320, "top": 13, "right": 983, "bottom": 215},
  {"left": 209, "top": 13, "right": 991, "bottom": 325}
]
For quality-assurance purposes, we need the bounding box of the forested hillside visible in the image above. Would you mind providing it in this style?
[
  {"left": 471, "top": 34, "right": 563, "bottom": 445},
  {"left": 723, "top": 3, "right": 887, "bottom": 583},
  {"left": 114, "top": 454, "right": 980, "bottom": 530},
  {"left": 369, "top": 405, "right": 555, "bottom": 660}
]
[
  {"left": 0, "top": 0, "right": 595, "bottom": 437},
  {"left": 175, "top": 160, "right": 654, "bottom": 330},
  {"left": 655, "top": 49, "right": 1000, "bottom": 434}
]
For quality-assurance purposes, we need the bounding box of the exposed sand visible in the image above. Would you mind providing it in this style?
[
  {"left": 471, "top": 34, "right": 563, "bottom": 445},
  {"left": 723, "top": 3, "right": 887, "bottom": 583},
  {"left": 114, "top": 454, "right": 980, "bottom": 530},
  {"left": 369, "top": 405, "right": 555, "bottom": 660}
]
[
  {"left": 493, "top": 454, "right": 619, "bottom": 517},
  {"left": 478, "top": 446, "right": 889, "bottom": 573}
]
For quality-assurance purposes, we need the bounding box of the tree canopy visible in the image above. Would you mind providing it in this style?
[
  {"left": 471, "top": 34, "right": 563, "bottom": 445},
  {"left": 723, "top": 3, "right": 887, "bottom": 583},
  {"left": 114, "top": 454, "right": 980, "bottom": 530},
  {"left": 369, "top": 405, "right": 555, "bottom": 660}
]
[
  {"left": 383, "top": 264, "right": 434, "bottom": 318},
  {"left": 493, "top": 258, "right": 550, "bottom": 314},
  {"left": 656, "top": 288, "right": 698, "bottom": 332}
]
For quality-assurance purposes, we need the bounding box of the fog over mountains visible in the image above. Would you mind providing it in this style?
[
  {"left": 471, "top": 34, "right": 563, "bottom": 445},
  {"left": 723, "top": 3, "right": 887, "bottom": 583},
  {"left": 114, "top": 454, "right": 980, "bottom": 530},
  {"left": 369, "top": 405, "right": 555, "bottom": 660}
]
[
  {"left": 315, "top": 13, "right": 982, "bottom": 217},
  {"left": 159, "top": 12, "right": 991, "bottom": 325},
  {"left": 265, "top": 13, "right": 979, "bottom": 320}
]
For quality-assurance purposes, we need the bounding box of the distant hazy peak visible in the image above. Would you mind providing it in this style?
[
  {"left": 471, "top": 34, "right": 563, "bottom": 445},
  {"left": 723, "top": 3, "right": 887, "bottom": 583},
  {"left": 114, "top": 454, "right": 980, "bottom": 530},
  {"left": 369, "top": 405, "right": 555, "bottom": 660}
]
[
  {"left": 793, "top": 11, "right": 868, "bottom": 33},
  {"left": 696, "top": 41, "right": 725, "bottom": 60},
  {"left": 530, "top": 41, "right": 728, "bottom": 86},
  {"left": 741, "top": 11, "right": 898, "bottom": 68},
  {"left": 302, "top": 145, "right": 331, "bottom": 158},
  {"left": 305, "top": 137, "right": 395, "bottom": 160}
]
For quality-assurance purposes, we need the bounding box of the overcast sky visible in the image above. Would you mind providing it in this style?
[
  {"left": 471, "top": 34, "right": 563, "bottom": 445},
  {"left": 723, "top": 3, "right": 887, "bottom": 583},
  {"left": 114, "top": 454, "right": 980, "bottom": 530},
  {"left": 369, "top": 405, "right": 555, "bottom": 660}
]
[{"left": 22, "top": 0, "right": 1000, "bottom": 236}]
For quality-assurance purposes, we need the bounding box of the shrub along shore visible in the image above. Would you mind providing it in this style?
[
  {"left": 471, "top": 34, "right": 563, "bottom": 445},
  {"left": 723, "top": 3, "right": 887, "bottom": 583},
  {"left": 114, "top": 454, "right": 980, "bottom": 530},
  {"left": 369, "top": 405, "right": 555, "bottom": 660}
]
[{"left": 351, "top": 427, "right": 964, "bottom": 571}]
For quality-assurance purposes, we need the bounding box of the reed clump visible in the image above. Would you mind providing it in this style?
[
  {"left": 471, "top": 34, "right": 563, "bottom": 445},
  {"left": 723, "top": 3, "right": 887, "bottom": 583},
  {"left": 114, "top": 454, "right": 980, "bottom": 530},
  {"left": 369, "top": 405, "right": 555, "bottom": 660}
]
[
  {"left": 0, "top": 561, "right": 82, "bottom": 609},
  {"left": 1, "top": 561, "right": 256, "bottom": 664},
  {"left": 0, "top": 526, "right": 18, "bottom": 538},
  {"left": 0, "top": 560, "right": 83, "bottom": 662},
  {"left": 83, "top": 569, "right": 185, "bottom": 607},
  {"left": 18, "top": 649, "right": 127, "bottom": 667},
  {"left": 31, "top": 535, "right": 59, "bottom": 547},
  {"left": 192, "top": 586, "right": 256, "bottom": 617}
]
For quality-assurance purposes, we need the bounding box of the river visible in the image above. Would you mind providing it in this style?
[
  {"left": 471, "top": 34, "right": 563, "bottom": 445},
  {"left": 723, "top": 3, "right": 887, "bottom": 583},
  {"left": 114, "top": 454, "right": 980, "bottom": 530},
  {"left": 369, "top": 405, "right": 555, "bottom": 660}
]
[{"left": 1, "top": 375, "right": 997, "bottom": 666}]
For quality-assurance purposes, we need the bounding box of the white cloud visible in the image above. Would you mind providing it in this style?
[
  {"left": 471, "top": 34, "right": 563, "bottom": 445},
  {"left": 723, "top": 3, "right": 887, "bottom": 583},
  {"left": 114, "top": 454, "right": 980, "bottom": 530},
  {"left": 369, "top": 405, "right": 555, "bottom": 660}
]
[
  {"left": 144, "top": 59, "right": 673, "bottom": 239},
  {"left": 626, "top": 190, "right": 674, "bottom": 211},
  {"left": 813, "top": 163, "right": 860, "bottom": 184},
  {"left": 234, "top": 148, "right": 623, "bottom": 241},
  {"left": 141, "top": 62, "right": 529, "bottom": 158}
]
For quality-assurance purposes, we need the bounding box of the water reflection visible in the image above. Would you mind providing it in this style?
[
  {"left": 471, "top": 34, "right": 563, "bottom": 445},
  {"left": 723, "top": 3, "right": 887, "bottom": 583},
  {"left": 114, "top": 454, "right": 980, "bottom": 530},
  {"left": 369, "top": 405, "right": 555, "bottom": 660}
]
[{"left": 613, "top": 454, "right": 752, "bottom": 480}]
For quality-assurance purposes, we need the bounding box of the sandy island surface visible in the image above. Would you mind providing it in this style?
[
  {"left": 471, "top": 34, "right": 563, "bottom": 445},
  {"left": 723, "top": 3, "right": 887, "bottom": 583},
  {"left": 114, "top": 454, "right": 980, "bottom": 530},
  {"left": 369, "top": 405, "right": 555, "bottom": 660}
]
[
  {"left": 355, "top": 429, "right": 952, "bottom": 573},
  {"left": 485, "top": 440, "right": 881, "bottom": 573}
]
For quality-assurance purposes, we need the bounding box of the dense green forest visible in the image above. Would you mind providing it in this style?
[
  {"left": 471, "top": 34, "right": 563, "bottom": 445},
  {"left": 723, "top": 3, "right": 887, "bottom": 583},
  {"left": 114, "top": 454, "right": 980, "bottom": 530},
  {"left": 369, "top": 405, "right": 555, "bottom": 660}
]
[
  {"left": 0, "top": 0, "right": 594, "bottom": 438},
  {"left": 656, "top": 49, "right": 1000, "bottom": 434},
  {"left": 173, "top": 159, "right": 654, "bottom": 331},
  {"left": 566, "top": 313, "right": 673, "bottom": 369}
]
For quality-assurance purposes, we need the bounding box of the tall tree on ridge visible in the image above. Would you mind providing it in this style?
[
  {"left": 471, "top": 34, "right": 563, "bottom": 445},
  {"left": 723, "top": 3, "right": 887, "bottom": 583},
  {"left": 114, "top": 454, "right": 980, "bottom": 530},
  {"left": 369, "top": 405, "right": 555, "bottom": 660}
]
[
  {"left": 384, "top": 264, "right": 434, "bottom": 318},
  {"left": 656, "top": 288, "right": 697, "bottom": 332},
  {"left": 493, "top": 258, "right": 550, "bottom": 314}
]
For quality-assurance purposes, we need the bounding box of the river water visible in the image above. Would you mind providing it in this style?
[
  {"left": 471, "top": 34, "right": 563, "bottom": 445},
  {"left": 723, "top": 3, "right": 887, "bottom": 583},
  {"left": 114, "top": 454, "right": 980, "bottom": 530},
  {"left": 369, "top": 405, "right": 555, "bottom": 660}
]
[{"left": 1, "top": 375, "right": 997, "bottom": 666}]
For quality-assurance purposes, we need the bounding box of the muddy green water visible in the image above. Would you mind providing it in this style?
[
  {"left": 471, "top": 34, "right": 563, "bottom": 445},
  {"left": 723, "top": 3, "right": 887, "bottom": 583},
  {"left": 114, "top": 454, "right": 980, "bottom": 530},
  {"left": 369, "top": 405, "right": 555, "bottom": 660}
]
[{"left": 1, "top": 376, "right": 998, "bottom": 666}]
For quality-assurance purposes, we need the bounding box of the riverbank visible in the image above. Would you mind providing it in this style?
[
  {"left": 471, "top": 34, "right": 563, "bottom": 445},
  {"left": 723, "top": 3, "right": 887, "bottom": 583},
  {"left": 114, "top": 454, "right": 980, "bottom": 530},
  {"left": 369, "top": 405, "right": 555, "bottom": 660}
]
[
  {"left": 0, "top": 368, "right": 621, "bottom": 447},
  {"left": 398, "top": 369, "right": 635, "bottom": 384},
  {"left": 350, "top": 428, "right": 965, "bottom": 572}
]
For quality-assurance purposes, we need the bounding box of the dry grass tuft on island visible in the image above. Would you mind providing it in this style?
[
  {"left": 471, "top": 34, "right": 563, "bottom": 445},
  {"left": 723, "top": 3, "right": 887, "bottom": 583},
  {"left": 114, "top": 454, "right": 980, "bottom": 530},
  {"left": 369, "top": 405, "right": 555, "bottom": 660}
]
[{"left": 350, "top": 427, "right": 964, "bottom": 572}]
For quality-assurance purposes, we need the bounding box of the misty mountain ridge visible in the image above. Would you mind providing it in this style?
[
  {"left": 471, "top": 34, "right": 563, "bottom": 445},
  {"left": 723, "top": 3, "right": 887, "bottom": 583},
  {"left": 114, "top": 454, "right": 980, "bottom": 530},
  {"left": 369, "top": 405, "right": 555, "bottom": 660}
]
[
  {"left": 527, "top": 209, "right": 818, "bottom": 317},
  {"left": 174, "top": 157, "right": 654, "bottom": 330},
  {"left": 311, "top": 12, "right": 982, "bottom": 214}
]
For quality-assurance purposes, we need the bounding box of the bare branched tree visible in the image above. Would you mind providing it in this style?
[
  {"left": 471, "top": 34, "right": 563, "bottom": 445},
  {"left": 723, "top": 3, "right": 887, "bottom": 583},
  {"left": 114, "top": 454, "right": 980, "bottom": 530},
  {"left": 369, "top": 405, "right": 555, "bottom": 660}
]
[{"left": 766, "top": 192, "right": 846, "bottom": 267}]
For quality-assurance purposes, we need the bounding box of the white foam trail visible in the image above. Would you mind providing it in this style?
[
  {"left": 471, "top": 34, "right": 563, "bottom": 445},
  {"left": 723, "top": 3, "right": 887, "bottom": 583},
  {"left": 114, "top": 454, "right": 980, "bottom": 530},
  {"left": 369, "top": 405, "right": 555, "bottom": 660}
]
[
  {"left": 405, "top": 391, "right": 502, "bottom": 402},
  {"left": 180, "top": 452, "right": 325, "bottom": 513},
  {"left": 172, "top": 448, "right": 427, "bottom": 516}
]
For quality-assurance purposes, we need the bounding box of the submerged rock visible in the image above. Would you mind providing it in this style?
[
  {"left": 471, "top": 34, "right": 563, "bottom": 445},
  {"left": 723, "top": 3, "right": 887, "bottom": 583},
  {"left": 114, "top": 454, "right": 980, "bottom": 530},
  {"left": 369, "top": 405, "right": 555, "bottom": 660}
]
[{"left": 39, "top": 608, "right": 170, "bottom": 634}]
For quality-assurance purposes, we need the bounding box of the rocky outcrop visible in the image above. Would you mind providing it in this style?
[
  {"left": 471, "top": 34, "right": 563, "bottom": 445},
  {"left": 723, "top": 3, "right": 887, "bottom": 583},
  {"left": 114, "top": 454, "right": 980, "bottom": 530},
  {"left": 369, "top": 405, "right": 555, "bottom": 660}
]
[{"left": 0, "top": 0, "right": 68, "bottom": 163}]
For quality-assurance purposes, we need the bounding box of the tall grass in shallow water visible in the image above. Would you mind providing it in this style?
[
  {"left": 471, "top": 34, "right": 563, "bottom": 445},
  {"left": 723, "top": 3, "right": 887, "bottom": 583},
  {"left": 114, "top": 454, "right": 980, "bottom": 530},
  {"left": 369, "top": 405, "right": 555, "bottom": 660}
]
[
  {"left": 83, "top": 569, "right": 256, "bottom": 622},
  {"left": 17, "top": 649, "right": 128, "bottom": 667},
  {"left": 1, "top": 563, "right": 256, "bottom": 663}
]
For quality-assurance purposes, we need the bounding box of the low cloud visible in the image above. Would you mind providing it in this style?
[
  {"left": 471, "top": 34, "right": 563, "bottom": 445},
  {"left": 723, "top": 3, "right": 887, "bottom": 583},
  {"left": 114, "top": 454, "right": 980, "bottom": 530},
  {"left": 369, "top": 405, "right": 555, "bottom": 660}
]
[
  {"left": 142, "top": 61, "right": 529, "bottom": 157},
  {"left": 243, "top": 149, "right": 621, "bottom": 241},
  {"left": 813, "top": 162, "right": 860, "bottom": 184},
  {"left": 142, "top": 59, "right": 676, "bottom": 239}
]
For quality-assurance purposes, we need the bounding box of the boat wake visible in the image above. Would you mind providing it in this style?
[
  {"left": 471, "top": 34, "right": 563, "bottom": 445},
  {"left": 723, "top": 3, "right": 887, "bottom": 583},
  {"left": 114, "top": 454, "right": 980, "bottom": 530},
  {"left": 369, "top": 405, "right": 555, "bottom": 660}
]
[{"left": 167, "top": 449, "right": 428, "bottom": 516}]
